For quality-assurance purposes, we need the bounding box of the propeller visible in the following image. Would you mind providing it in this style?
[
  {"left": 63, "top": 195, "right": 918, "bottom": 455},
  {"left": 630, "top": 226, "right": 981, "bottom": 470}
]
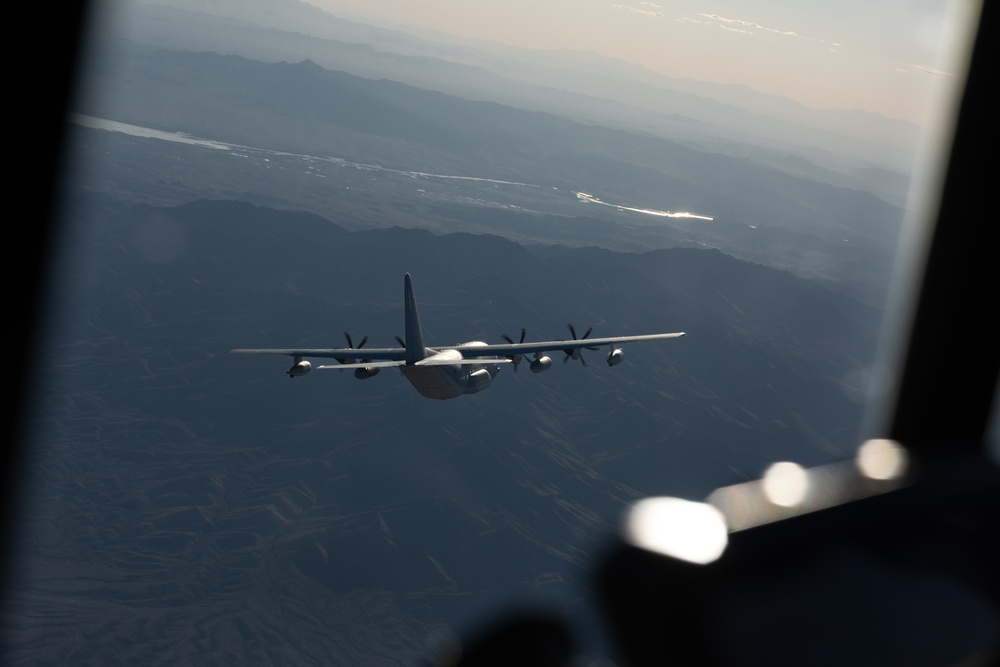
[
  {"left": 564, "top": 324, "right": 599, "bottom": 366},
  {"left": 395, "top": 336, "right": 406, "bottom": 349},
  {"left": 336, "top": 332, "right": 368, "bottom": 364},
  {"left": 345, "top": 332, "right": 367, "bottom": 350},
  {"left": 501, "top": 328, "right": 527, "bottom": 372}
]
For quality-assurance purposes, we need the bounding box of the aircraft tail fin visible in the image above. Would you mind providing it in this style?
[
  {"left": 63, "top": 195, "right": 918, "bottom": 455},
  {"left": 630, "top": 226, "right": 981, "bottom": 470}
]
[{"left": 403, "top": 273, "right": 427, "bottom": 364}]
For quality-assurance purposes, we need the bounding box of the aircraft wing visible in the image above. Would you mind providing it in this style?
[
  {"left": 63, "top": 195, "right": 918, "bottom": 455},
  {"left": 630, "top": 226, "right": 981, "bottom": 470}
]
[
  {"left": 451, "top": 332, "right": 686, "bottom": 358},
  {"left": 230, "top": 347, "right": 407, "bottom": 360},
  {"left": 230, "top": 331, "right": 684, "bottom": 363}
]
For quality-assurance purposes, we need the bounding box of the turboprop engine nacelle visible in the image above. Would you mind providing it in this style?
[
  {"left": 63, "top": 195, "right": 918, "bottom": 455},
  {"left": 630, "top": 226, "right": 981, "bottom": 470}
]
[
  {"left": 468, "top": 368, "right": 493, "bottom": 390},
  {"left": 354, "top": 366, "right": 381, "bottom": 380},
  {"left": 530, "top": 356, "right": 553, "bottom": 373},
  {"left": 287, "top": 357, "right": 312, "bottom": 377},
  {"left": 606, "top": 348, "right": 625, "bottom": 367}
]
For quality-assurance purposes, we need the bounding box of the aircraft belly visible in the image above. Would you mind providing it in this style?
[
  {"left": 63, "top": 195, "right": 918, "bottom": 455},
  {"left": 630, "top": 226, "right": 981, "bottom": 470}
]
[
  {"left": 400, "top": 365, "right": 463, "bottom": 400},
  {"left": 400, "top": 364, "right": 497, "bottom": 400}
]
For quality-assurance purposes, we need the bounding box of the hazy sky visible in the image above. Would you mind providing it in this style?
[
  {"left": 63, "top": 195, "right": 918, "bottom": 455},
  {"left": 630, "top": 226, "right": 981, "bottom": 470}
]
[{"left": 304, "top": 0, "right": 976, "bottom": 127}]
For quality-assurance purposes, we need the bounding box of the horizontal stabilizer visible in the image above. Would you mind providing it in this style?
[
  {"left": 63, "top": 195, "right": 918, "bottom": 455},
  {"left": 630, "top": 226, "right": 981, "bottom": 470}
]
[
  {"left": 415, "top": 357, "right": 511, "bottom": 367},
  {"left": 316, "top": 360, "right": 405, "bottom": 370}
]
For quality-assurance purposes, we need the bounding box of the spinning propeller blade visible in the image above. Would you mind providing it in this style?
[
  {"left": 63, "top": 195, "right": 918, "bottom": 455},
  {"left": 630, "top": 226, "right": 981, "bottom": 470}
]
[
  {"left": 336, "top": 332, "right": 369, "bottom": 364},
  {"left": 501, "top": 328, "right": 527, "bottom": 372},
  {"left": 564, "top": 323, "right": 599, "bottom": 365}
]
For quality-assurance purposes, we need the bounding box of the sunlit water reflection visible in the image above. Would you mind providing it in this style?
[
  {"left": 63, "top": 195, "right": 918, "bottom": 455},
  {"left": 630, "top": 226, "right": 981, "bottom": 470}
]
[
  {"left": 70, "top": 114, "right": 715, "bottom": 221},
  {"left": 575, "top": 191, "right": 714, "bottom": 220}
]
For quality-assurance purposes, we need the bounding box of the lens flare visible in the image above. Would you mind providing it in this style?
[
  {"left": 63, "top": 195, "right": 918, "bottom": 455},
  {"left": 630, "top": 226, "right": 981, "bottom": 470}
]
[
  {"left": 762, "top": 461, "right": 810, "bottom": 507},
  {"left": 625, "top": 497, "right": 728, "bottom": 564},
  {"left": 857, "top": 439, "right": 908, "bottom": 480}
]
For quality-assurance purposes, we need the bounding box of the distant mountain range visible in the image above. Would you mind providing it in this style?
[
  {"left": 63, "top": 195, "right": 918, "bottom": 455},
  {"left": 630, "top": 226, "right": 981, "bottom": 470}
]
[
  {"left": 125, "top": 0, "right": 925, "bottom": 177},
  {"left": 74, "top": 44, "right": 906, "bottom": 303}
]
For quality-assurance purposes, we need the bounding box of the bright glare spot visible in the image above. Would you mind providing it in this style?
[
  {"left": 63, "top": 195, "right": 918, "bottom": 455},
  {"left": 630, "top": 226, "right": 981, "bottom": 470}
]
[
  {"left": 625, "top": 497, "right": 728, "bottom": 564},
  {"left": 575, "top": 191, "right": 714, "bottom": 220},
  {"left": 857, "top": 439, "right": 908, "bottom": 480},
  {"left": 762, "top": 461, "right": 809, "bottom": 507}
]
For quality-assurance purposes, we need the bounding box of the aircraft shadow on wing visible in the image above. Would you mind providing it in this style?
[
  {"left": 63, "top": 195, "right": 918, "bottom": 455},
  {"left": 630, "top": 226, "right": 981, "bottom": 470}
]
[{"left": 231, "top": 274, "right": 685, "bottom": 400}]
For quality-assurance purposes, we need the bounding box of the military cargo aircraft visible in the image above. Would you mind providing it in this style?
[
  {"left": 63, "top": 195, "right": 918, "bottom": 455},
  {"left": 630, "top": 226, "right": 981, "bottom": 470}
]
[{"left": 231, "top": 274, "right": 685, "bottom": 400}]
